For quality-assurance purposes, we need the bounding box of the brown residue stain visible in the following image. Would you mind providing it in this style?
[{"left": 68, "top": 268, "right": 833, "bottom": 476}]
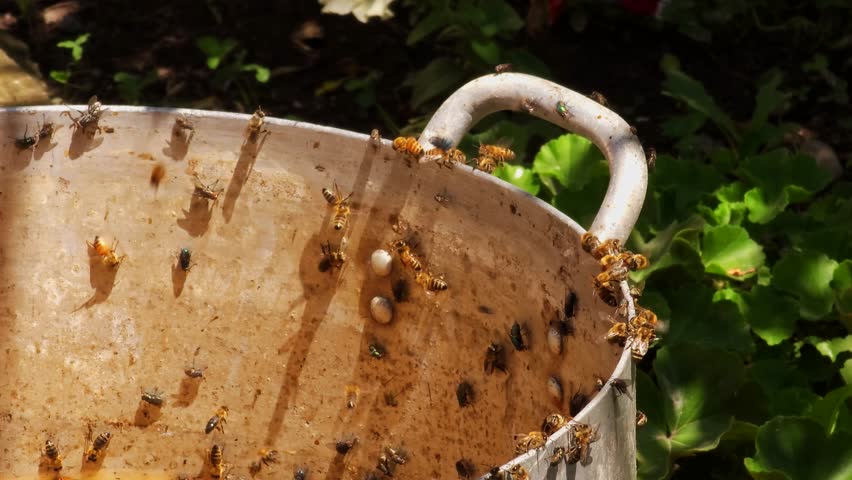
[
  {"left": 137, "top": 152, "right": 155, "bottom": 161},
  {"left": 312, "top": 141, "right": 320, "bottom": 149},
  {"left": 186, "top": 157, "right": 200, "bottom": 176}
]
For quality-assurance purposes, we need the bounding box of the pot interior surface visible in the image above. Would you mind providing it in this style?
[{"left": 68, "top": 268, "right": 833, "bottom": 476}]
[{"left": 0, "top": 108, "right": 622, "bottom": 479}]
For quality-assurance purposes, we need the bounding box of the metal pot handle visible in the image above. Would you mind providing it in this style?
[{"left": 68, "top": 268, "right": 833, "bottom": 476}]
[{"left": 419, "top": 73, "right": 647, "bottom": 244}]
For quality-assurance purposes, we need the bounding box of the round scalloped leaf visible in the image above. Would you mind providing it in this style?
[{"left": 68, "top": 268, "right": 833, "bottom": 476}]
[
  {"left": 494, "top": 164, "right": 540, "bottom": 196},
  {"left": 532, "top": 133, "right": 606, "bottom": 191},
  {"left": 810, "top": 385, "right": 852, "bottom": 435},
  {"left": 831, "top": 260, "right": 852, "bottom": 315},
  {"left": 744, "top": 286, "right": 798, "bottom": 346},
  {"left": 745, "top": 416, "right": 852, "bottom": 480},
  {"left": 701, "top": 225, "right": 765, "bottom": 280},
  {"left": 772, "top": 251, "right": 838, "bottom": 320}
]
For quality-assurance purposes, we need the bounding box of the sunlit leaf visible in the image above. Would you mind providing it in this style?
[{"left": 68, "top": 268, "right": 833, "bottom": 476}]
[
  {"left": 809, "top": 335, "right": 852, "bottom": 385},
  {"left": 810, "top": 385, "right": 852, "bottom": 435},
  {"left": 743, "top": 286, "right": 798, "bottom": 346},
  {"left": 57, "top": 33, "right": 90, "bottom": 62},
  {"left": 532, "top": 133, "right": 606, "bottom": 190},
  {"left": 701, "top": 224, "right": 765, "bottom": 279},
  {"left": 831, "top": 260, "right": 852, "bottom": 315},
  {"left": 196, "top": 36, "right": 238, "bottom": 69},
  {"left": 241, "top": 64, "right": 270, "bottom": 83},
  {"left": 745, "top": 416, "right": 852, "bottom": 480},
  {"left": 493, "top": 164, "right": 539, "bottom": 196},
  {"left": 772, "top": 250, "right": 838, "bottom": 320},
  {"left": 49, "top": 69, "right": 70, "bottom": 84}
]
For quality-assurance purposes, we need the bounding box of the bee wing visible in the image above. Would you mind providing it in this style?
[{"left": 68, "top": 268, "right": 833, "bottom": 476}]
[
  {"left": 87, "top": 95, "right": 98, "bottom": 107},
  {"left": 429, "top": 136, "right": 453, "bottom": 150}
]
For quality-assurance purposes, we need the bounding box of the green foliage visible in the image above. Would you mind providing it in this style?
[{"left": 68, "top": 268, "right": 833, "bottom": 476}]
[
  {"left": 196, "top": 36, "right": 238, "bottom": 69},
  {"left": 194, "top": 36, "right": 270, "bottom": 106},
  {"left": 50, "top": 33, "right": 90, "bottom": 85},
  {"left": 113, "top": 71, "right": 158, "bottom": 105},
  {"left": 525, "top": 53, "right": 852, "bottom": 478}
]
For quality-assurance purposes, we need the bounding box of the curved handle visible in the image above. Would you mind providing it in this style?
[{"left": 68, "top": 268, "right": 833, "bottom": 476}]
[{"left": 418, "top": 72, "right": 647, "bottom": 244}]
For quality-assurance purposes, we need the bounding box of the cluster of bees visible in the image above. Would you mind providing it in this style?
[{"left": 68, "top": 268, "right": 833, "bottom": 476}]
[{"left": 20, "top": 84, "right": 653, "bottom": 478}]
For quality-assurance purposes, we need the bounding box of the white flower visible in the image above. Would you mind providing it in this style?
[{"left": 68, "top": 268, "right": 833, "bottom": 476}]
[{"left": 319, "top": 0, "right": 395, "bottom": 23}]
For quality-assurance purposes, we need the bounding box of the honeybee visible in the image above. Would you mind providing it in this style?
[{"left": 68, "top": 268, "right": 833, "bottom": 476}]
[
  {"left": 457, "top": 380, "right": 474, "bottom": 407},
  {"left": 319, "top": 241, "right": 347, "bottom": 272},
  {"left": 150, "top": 163, "right": 166, "bottom": 189},
  {"left": 580, "top": 232, "right": 600, "bottom": 254},
  {"left": 385, "top": 446, "right": 408, "bottom": 465},
  {"left": 259, "top": 448, "right": 280, "bottom": 466},
  {"left": 594, "top": 278, "right": 619, "bottom": 307},
  {"left": 173, "top": 114, "right": 195, "bottom": 142},
  {"left": 588, "top": 91, "right": 608, "bottom": 106},
  {"left": 345, "top": 384, "right": 360, "bottom": 409},
  {"left": 510, "top": 464, "right": 529, "bottom": 480},
  {"left": 14, "top": 124, "right": 39, "bottom": 150},
  {"left": 244, "top": 107, "right": 270, "bottom": 145},
  {"left": 376, "top": 453, "right": 396, "bottom": 476},
  {"left": 479, "top": 143, "right": 515, "bottom": 166},
  {"left": 595, "top": 263, "right": 629, "bottom": 285},
  {"left": 514, "top": 431, "right": 546, "bottom": 455},
  {"left": 335, "top": 435, "right": 358, "bottom": 455},
  {"left": 635, "top": 307, "right": 658, "bottom": 326},
  {"left": 566, "top": 422, "right": 599, "bottom": 465},
  {"left": 508, "top": 322, "right": 528, "bottom": 351},
  {"left": 473, "top": 156, "right": 498, "bottom": 173},
  {"left": 84, "top": 431, "right": 111, "bottom": 463},
  {"left": 646, "top": 147, "right": 656, "bottom": 170},
  {"left": 630, "top": 320, "right": 656, "bottom": 360},
  {"left": 141, "top": 387, "right": 165, "bottom": 406},
  {"left": 88, "top": 236, "right": 126, "bottom": 267},
  {"left": 598, "top": 377, "right": 629, "bottom": 397},
  {"left": 415, "top": 270, "right": 448, "bottom": 292},
  {"left": 184, "top": 364, "right": 206, "bottom": 379},
  {"left": 38, "top": 120, "right": 57, "bottom": 143},
  {"left": 593, "top": 239, "right": 622, "bottom": 260},
  {"left": 605, "top": 319, "right": 629, "bottom": 344},
  {"left": 193, "top": 176, "right": 224, "bottom": 202},
  {"left": 484, "top": 342, "right": 507, "bottom": 375},
  {"left": 369, "top": 128, "right": 382, "bottom": 148},
  {"left": 41, "top": 440, "right": 63, "bottom": 471},
  {"left": 208, "top": 444, "right": 226, "bottom": 479},
  {"left": 62, "top": 95, "right": 107, "bottom": 135},
  {"left": 541, "top": 413, "right": 571, "bottom": 436},
  {"left": 389, "top": 239, "right": 423, "bottom": 272},
  {"left": 602, "top": 251, "right": 649, "bottom": 271},
  {"left": 555, "top": 100, "right": 571, "bottom": 119},
  {"left": 369, "top": 342, "right": 386, "bottom": 359},
  {"left": 392, "top": 136, "right": 424, "bottom": 159},
  {"left": 636, "top": 411, "right": 648, "bottom": 427},
  {"left": 425, "top": 137, "right": 466, "bottom": 168},
  {"left": 494, "top": 63, "right": 512, "bottom": 74},
  {"left": 321, "top": 182, "right": 353, "bottom": 231},
  {"left": 456, "top": 458, "right": 475, "bottom": 478},
  {"left": 205, "top": 406, "right": 228, "bottom": 434},
  {"left": 549, "top": 446, "right": 567, "bottom": 466}
]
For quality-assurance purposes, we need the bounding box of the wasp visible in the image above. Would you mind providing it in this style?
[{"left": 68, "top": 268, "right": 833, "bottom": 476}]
[
  {"left": 321, "top": 181, "right": 353, "bottom": 231},
  {"left": 141, "top": 387, "right": 165, "bottom": 406},
  {"left": 542, "top": 413, "right": 571, "bottom": 436},
  {"left": 150, "top": 163, "right": 166, "bottom": 189},
  {"left": 208, "top": 444, "right": 226, "bottom": 479},
  {"left": 514, "top": 431, "right": 547, "bottom": 454},
  {"left": 484, "top": 342, "right": 507, "bottom": 375},
  {"left": 392, "top": 136, "right": 423, "bottom": 159},
  {"left": 88, "top": 236, "right": 126, "bottom": 267},
  {"left": 456, "top": 380, "right": 474, "bottom": 407},
  {"left": 244, "top": 107, "right": 270, "bottom": 145},
  {"left": 62, "top": 95, "right": 107, "bottom": 135},
  {"left": 369, "top": 342, "right": 386, "bottom": 359},
  {"left": 456, "top": 458, "right": 476, "bottom": 478},
  {"left": 415, "top": 270, "right": 448, "bottom": 292},
  {"left": 193, "top": 176, "right": 224, "bottom": 202},
  {"left": 205, "top": 406, "right": 228, "bottom": 434},
  {"left": 41, "top": 440, "right": 63, "bottom": 472},
  {"left": 555, "top": 101, "right": 571, "bottom": 119},
  {"left": 389, "top": 239, "right": 423, "bottom": 272},
  {"left": 335, "top": 435, "right": 358, "bottom": 455},
  {"left": 508, "top": 322, "right": 528, "bottom": 351},
  {"left": 84, "top": 431, "right": 111, "bottom": 463},
  {"left": 319, "top": 241, "right": 347, "bottom": 272}
]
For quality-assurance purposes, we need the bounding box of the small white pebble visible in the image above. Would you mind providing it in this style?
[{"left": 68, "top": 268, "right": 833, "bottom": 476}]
[
  {"left": 371, "top": 249, "right": 393, "bottom": 277},
  {"left": 370, "top": 296, "right": 393, "bottom": 324}
]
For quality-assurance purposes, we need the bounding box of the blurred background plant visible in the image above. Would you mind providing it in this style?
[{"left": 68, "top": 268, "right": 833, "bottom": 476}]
[{"left": 1, "top": 0, "right": 850, "bottom": 477}]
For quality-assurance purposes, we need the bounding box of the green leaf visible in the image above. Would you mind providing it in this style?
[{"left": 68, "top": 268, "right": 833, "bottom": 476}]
[
  {"left": 772, "top": 250, "right": 839, "bottom": 320},
  {"left": 57, "top": 33, "right": 90, "bottom": 62},
  {"left": 404, "top": 57, "right": 465, "bottom": 109},
  {"left": 661, "top": 55, "right": 739, "bottom": 144},
  {"left": 810, "top": 335, "right": 852, "bottom": 385},
  {"left": 631, "top": 216, "right": 706, "bottom": 283},
  {"left": 745, "top": 417, "right": 852, "bottom": 480},
  {"left": 551, "top": 174, "right": 609, "bottom": 229},
  {"left": 810, "top": 385, "right": 852, "bottom": 435},
  {"left": 49, "top": 69, "right": 70, "bottom": 84},
  {"left": 750, "top": 70, "right": 787, "bottom": 131},
  {"left": 654, "top": 344, "right": 741, "bottom": 452},
  {"left": 196, "top": 36, "right": 238, "bottom": 70},
  {"left": 406, "top": 10, "right": 448, "bottom": 45},
  {"left": 637, "top": 370, "right": 672, "bottom": 480},
  {"left": 478, "top": 0, "right": 524, "bottom": 35},
  {"left": 831, "top": 260, "right": 852, "bottom": 315},
  {"left": 504, "top": 48, "right": 551, "bottom": 78},
  {"left": 744, "top": 187, "right": 790, "bottom": 224},
  {"left": 241, "top": 63, "right": 270, "bottom": 83},
  {"left": 653, "top": 155, "right": 725, "bottom": 219},
  {"left": 664, "top": 284, "right": 754, "bottom": 353},
  {"left": 531, "top": 133, "right": 606, "bottom": 190},
  {"left": 743, "top": 286, "right": 798, "bottom": 346},
  {"left": 469, "top": 38, "right": 500, "bottom": 65},
  {"left": 701, "top": 224, "right": 765, "bottom": 279},
  {"left": 494, "top": 164, "right": 539, "bottom": 196}
]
